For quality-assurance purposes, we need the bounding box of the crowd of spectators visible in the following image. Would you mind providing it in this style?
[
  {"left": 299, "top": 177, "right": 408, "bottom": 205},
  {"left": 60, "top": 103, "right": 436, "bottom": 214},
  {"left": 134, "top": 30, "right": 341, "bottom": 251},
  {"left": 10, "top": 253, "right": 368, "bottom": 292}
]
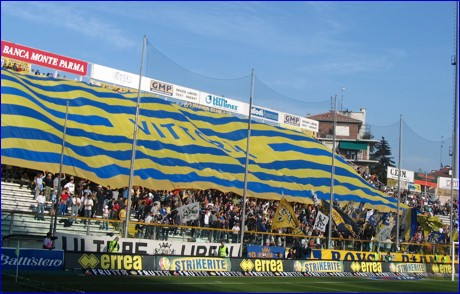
[{"left": 2, "top": 164, "right": 458, "bottom": 255}]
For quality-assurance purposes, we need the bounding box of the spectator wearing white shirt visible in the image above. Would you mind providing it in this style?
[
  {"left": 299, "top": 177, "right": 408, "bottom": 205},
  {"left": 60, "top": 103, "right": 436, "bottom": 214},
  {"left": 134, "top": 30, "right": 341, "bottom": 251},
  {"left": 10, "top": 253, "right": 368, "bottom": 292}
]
[
  {"left": 64, "top": 176, "right": 76, "bottom": 196},
  {"left": 35, "top": 190, "right": 46, "bottom": 221}
]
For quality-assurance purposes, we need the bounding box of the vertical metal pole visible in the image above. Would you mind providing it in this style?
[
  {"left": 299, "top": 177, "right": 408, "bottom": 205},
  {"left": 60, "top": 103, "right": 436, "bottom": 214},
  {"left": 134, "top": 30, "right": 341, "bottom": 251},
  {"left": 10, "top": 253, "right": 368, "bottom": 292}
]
[
  {"left": 15, "top": 239, "right": 19, "bottom": 283},
  {"left": 449, "top": 0, "right": 459, "bottom": 258},
  {"left": 52, "top": 100, "right": 69, "bottom": 237},
  {"left": 123, "top": 35, "right": 147, "bottom": 238},
  {"left": 239, "top": 69, "right": 255, "bottom": 257},
  {"left": 327, "top": 95, "right": 337, "bottom": 249},
  {"left": 441, "top": 136, "right": 444, "bottom": 169},
  {"left": 452, "top": 241, "right": 456, "bottom": 281},
  {"left": 396, "top": 114, "right": 402, "bottom": 251}
]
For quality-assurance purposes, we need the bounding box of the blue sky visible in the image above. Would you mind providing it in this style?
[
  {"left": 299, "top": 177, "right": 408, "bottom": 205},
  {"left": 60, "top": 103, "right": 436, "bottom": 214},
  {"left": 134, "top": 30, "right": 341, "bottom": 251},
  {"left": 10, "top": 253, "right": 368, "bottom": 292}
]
[{"left": 1, "top": 1, "right": 458, "bottom": 173}]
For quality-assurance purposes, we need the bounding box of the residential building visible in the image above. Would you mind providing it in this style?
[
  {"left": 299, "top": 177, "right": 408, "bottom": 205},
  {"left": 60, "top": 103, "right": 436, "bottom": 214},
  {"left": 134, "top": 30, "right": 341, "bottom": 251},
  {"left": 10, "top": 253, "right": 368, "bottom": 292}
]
[{"left": 308, "top": 108, "right": 378, "bottom": 172}]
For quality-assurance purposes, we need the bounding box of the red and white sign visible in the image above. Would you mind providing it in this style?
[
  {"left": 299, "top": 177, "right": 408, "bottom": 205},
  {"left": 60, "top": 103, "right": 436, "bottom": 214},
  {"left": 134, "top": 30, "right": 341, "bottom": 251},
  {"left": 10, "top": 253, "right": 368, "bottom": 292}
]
[{"left": 1, "top": 40, "right": 88, "bottom": 76}]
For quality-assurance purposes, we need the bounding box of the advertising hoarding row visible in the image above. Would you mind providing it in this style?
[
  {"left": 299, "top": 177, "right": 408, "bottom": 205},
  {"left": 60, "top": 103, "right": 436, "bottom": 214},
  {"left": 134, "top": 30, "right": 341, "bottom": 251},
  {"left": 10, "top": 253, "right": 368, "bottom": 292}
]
[
  {"left": 89, "top": 64, "right": 318, "bottom": 132},
  {"left": 1, "top": 41, "right": 318, "bottom": 133},
  {"left": 54, "top": 234, "right": 457, "bottom": 268},
  {"left": 2, "top": 244, "right": 455, "bottom": 276},
  {"left": 62, "top": 251, "right": 457, "bottom": 275}
]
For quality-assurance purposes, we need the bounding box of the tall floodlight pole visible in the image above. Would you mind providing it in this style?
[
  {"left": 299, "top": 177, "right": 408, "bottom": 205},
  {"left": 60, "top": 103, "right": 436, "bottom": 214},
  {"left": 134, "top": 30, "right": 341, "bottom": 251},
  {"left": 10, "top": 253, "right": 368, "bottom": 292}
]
[
  {"left": 123, "top": 35, "right": 146, "bottom": 238},
  {"left": 449, "top": 1, "right": 459, "bottom": 260},
  {"left": 52, "top": 101, "right": 69, "bottom": 237},
  {"left": 396, "top": 114, "right": 403, "bottom": 251},
  {"left": 239, "top": 69, "right": 255, "bottom": 257},
  {"left": 327, "top": 95, "right": 337, "bottom": 249}
]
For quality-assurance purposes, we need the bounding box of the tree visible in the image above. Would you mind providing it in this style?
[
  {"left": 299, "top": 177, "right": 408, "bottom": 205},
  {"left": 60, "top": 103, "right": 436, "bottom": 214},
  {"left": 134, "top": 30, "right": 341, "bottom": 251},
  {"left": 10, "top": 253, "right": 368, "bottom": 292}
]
[
  {"left": 362, "top": 126, "right": 374, "bottom": 140},
  {"left": 370, "top": 136, "right": 395, "bottom": 183}
]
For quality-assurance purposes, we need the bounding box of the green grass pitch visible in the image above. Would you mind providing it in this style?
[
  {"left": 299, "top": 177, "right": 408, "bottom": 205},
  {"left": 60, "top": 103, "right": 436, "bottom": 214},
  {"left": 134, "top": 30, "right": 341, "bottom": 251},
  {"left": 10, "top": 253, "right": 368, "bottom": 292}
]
[{"left": 2, "top": 272, "right": 458, "bottom": 293}]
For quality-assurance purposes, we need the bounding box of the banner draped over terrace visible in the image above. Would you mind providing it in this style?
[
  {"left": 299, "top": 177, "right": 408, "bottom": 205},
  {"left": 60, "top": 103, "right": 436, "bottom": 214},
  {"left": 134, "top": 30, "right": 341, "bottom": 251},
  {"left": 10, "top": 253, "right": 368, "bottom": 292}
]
[{"left": 1, "top": 69, "right": 403, "bottom": 212}]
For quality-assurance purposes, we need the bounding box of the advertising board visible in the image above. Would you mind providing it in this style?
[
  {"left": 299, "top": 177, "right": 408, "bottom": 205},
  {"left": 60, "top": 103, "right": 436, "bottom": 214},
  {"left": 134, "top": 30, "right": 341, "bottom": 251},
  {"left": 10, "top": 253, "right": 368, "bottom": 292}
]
[{"left": 2, "top": 40, "right": 88, "bottom": 75}]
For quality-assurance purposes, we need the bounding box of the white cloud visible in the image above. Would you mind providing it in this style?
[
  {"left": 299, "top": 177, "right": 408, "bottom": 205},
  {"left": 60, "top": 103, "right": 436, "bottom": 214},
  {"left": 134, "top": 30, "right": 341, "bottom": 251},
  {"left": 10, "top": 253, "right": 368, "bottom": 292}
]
[{"left": 2, "top": 1, "right": 137, "bottom": 50}]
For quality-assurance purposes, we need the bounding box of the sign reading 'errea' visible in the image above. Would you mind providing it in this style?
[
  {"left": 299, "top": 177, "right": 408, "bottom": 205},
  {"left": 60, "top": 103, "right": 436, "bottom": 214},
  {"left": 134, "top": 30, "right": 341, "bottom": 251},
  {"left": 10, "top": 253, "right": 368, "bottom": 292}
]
[{"left": 1, "top": 40, "right": 88, "bottom": 75}]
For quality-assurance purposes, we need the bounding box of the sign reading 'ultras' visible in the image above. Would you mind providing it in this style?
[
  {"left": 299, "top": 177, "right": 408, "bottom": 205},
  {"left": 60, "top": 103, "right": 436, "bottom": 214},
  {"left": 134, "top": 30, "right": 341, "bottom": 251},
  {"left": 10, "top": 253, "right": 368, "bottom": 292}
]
[{"left": 1, "top": 40, "right": 88, "bottom": 75}]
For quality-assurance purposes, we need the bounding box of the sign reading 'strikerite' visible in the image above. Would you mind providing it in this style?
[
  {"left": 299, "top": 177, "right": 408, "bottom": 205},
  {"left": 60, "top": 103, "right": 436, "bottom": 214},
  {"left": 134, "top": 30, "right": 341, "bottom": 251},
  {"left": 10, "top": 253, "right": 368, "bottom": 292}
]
[{"left": 1, "top": 40, "right": 88, "bottom": 75}]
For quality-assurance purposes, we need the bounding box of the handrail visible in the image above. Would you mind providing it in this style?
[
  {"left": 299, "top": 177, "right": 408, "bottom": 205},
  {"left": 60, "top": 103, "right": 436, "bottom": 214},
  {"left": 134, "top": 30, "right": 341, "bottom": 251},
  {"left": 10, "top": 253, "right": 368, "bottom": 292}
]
[{"left": 2, "top": 211, "right": 12, "bottom": 222}]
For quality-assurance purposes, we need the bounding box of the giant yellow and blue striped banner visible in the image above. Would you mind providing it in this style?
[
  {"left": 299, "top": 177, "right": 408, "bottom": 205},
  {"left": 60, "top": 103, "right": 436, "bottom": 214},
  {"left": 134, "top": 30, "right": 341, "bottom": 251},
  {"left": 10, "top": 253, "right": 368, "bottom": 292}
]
[{"left": 1, "top": 69, "right": 402, "bottom": 211}]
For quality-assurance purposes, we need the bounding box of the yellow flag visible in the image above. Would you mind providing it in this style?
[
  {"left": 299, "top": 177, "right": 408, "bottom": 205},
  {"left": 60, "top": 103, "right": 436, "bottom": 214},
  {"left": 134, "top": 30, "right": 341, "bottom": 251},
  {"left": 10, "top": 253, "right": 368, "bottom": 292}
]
[{"left": 272, "top": 198, "right": 304, "bottom": 235}]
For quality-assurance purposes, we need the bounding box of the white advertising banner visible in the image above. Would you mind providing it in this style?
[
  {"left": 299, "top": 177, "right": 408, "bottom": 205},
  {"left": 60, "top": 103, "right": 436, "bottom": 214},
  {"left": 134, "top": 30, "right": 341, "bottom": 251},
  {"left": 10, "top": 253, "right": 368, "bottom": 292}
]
[
  {"left": 300, "top": 117, "right": 319, "bottom": 132},
  {"left": 438, "top": 177, "right": 459, "bottom": 190},
  {"left": 281, "top": 113, "right": 301, "bottom": 127},
  {"left": 251, "top": 106, "right": 280, "bottom": 122},
  {"left": 91, "top": 64, "right": 140, "bottom": 89},
  {"left": 149, "top": 78, "right": 174, "bottom": 96},
  {"left": 90, "top": 64, "right": 316, "bottom": 130},
  {"left": 199, "top": 92, "right": 248, "bottom": 115},
  {"left": 387, "top": 167, "right": 414, "bottom": 182},
  {"left": 55, "top": 233, "right": 241, "bottom": 257},
  {"left": 173, "top": 85, "right": 200, "bottom": 103}
]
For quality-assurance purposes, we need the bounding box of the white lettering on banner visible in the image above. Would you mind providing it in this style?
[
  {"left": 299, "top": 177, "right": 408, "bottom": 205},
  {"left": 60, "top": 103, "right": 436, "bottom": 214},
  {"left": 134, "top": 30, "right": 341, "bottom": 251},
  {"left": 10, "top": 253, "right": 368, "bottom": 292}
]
[
  {"left": 252, "top": 107, "right": 264, "bottom": 117},
  {"left": 54, "top": 233, "right": 241, "bottom": 257},
  {"left": 2, "top": 45, "right": 29, "bottom": 59},
  {"left": 1, "top": 41, "right": 88, "bottom": 75},
  {"left": 30, "top": 52, "right": 58, "bottom": 66},
  {"left": 58, "top": 60, "right": 85, "bottom": 72},
  {"left": 1, "top": 255, "right": 63, "bottom": 267}
]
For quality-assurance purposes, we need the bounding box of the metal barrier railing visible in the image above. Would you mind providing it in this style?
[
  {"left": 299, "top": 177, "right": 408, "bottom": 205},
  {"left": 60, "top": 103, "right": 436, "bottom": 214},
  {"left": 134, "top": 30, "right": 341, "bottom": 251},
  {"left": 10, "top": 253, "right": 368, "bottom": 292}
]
[{"left": 1, "top": 210, "right": 455, "bottom": 257}]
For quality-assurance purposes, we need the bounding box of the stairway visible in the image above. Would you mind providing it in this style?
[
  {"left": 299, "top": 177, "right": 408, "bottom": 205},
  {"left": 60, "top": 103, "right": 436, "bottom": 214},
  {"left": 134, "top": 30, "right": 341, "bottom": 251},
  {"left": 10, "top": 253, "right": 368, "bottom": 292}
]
[{"left": 1, "top": 181, "right": 120, "bottom": 239}]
